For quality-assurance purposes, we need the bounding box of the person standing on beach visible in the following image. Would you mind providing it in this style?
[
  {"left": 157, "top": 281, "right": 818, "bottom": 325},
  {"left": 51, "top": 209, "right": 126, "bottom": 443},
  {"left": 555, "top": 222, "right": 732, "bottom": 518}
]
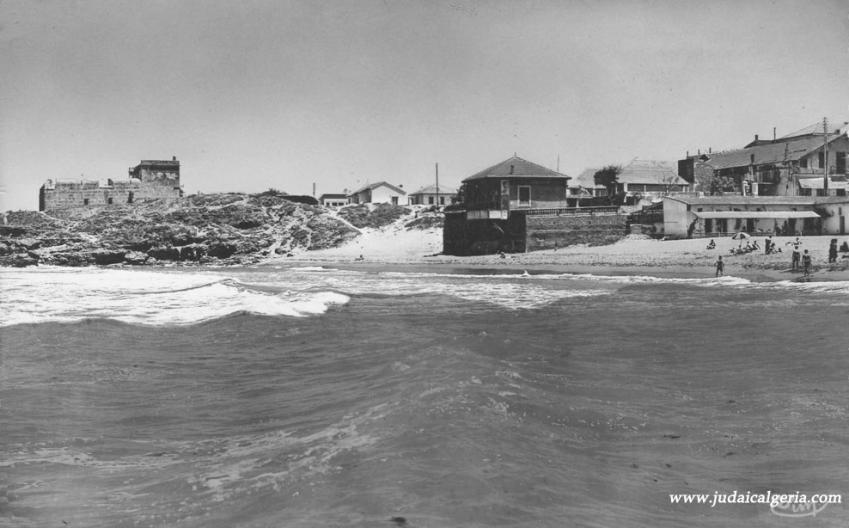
[
  {"left": 790, "top": 238, "right": 801, "bottom": 271},
  {"left": 715, "top": 255, "right": 724, "bottom": 277},
  {"left": 828, "top": 239, "right": 838, "bottom": 263},
  {"left": 802, "top": 250, "right": 812, "bottom": 277}
]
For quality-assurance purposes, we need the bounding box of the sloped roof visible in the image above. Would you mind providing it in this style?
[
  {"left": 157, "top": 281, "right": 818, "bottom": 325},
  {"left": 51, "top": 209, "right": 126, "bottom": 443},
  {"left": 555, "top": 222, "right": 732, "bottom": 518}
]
[
  {"left": 348, "top": 181, "right": 407, "bottom": 196},
  {"left": 618, "top": 159, "right": 689, "bottom": 185},
  {"left": 701, "top": 134, "right": 844, "bottom": 170},
  {"left": 463, "top": 155, "right": 570, "bottom": 182},
  {"left": 409, "top": 184, "right": 457, "bottom": 196},
  {"left": 319, "top": 193, "right": 348, "bottom": 199},
  {"left": 570, "top": 168, "right": 605, "bottom": 189}
]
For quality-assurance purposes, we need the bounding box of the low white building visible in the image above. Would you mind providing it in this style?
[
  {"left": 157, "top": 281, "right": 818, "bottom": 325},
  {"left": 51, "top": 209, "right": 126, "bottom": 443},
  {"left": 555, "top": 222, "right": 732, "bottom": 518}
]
[
  {"left": 348, "top": 182, "right": 407, "bottom": 205},
  {"left": 318, "top": 193, "right": 348, "bottom": 207},
  {"left": 407, "top": 184, "right": 457, "bottom": 206},
  {"left": 662, "top": 195, "right": 829, "bottom": 238}
]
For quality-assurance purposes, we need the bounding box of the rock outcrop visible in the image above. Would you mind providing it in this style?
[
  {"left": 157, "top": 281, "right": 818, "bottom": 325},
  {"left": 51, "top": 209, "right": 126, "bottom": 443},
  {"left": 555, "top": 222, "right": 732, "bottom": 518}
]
[{"left": 0, "top": 192, "right": 412, "bottom": 267}]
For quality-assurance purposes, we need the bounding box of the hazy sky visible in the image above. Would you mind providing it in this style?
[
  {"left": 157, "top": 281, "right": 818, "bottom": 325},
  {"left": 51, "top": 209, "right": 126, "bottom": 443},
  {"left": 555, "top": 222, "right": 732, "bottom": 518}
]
[{"left": 1, "top": 0, "right": 847, "bottom": 209}]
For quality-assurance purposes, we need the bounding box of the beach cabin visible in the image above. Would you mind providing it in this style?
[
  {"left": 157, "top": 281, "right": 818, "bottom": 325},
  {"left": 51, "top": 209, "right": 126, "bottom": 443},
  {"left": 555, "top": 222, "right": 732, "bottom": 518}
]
[
  {"left": 347, "top": 182, "right": 407, "bottom": 205},
  {"left": 408, "top": 185, "right": 458, "bottom": 206}
]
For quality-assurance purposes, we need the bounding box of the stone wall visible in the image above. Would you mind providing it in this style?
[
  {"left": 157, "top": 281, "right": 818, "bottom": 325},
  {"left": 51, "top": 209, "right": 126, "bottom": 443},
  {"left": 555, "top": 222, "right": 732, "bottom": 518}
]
[
  {"left": 39, "top": 179, "right": 181, "bottom": 212},
  {"left": 525, "top": 213, "right": 628, "bottom": 251}
]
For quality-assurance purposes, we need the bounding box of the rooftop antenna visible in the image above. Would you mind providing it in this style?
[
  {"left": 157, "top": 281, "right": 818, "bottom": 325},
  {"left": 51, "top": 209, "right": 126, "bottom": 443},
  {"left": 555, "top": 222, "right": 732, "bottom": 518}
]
[{"left": 556, "top": 154, "right": 560, "bottom": 172}]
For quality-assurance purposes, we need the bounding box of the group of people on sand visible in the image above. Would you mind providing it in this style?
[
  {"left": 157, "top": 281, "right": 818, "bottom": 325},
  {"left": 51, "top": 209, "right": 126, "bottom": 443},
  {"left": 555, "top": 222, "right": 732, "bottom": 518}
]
[{"left": 709, "top": 235, "right": 844, "bottom": 278}]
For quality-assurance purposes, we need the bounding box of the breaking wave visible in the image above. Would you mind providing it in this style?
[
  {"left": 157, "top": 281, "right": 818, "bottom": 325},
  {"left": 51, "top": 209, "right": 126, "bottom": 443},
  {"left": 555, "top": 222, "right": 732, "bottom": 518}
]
[
  {"left": 2, "top": 266, "right": 847, "bottom": 327},
  {"left": 0, "top": 268, "right": 349, "bottom": 327}
]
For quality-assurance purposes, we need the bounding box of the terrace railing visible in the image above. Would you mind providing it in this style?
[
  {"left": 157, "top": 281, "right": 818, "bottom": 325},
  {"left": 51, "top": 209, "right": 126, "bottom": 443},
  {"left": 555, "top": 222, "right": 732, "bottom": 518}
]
[{"left": 520, "top": 206, "right": 621, "bottom": 216}]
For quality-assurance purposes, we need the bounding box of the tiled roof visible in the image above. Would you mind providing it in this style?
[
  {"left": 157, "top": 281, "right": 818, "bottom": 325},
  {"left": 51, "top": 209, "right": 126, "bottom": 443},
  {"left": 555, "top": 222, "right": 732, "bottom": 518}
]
[
  {"left": 409, "top": 184, "right": 457, "bottom": 196},
  {"left": 700, "top": 134, "right": 843, "bottom": 170},
  {"left": 618, "top": 159, "right": 689, "bottom": 186},
  {"left": 463, "top": 155, "right": 570, "bottom": 182},
  {"left": 349, "top": 181, "right": 407, "bottom": 196}
]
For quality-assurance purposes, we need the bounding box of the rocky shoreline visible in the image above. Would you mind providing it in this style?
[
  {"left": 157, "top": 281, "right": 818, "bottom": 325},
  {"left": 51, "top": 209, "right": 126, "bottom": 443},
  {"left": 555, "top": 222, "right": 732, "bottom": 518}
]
[{"left": 0, "top": 193, "right": 424, "bottom": 267}]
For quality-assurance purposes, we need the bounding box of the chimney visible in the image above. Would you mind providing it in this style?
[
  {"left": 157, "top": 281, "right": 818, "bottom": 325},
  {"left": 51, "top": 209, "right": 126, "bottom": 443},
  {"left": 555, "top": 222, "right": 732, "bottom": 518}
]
[
  {"left": 172, "top": 155, "right": 176, "bottom": 161},
  {"left": 773, "top": 127, "right": 776, "bottom": 140},
  {"left": 754, "top": 134, "right": 759, "bottom": 142},
  {"left": 709, "top": 147, "right": 712, "bottom": 154}
]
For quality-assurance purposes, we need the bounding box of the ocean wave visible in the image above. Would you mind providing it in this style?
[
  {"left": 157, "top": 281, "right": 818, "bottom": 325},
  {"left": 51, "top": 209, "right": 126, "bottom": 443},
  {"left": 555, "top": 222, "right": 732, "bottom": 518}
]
[{"left": 1, "top": 268, "right": 349, "bottom": 327}]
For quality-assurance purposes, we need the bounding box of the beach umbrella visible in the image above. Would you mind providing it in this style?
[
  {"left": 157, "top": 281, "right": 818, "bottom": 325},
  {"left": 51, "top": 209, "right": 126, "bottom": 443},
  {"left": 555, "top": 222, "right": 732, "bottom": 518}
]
[{"left": 731, "top": 232, "right": 750, "bottom": 240}]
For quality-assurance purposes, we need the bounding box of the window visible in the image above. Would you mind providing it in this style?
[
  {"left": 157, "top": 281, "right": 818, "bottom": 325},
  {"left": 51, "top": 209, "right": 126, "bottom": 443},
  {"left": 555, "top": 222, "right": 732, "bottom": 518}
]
[
  {"left": 428, "top": 196, "right": 434, "bottom": 205},
  {"left": 837, "top": 152, "right": 846, "bottom": 173},
  {"left": 800, "top": 158, "right": 808, "bottom": 169},
  {"left": 83, "top": 198, "right": 90, "bottom": 206},
  {"left": 440, "top": 197, "right": 445, "bottom": 205},
  {"left": 128, "top": 192, "right": 134, "bottom": 204},
  {"left": 818, "top": 152, "right": 825, "bottom": 168},
  {"left": 518, "top": 185, "right": 531, "bottom": 207},
  {"left": 107, "top": 197, "right": 113, "bottom": 204},
  {"left": 391, "top": 196, "right": 398, "bottom": 205}
]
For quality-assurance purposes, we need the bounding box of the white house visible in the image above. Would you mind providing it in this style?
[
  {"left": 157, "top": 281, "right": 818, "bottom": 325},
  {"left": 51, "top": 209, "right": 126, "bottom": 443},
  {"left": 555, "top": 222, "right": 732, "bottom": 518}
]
[{"left": 348, "top": 182, "right": 407, "bottom": 205}]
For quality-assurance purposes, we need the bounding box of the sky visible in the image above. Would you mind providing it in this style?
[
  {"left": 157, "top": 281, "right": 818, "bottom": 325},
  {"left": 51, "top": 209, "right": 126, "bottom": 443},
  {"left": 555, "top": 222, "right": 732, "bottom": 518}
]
[{"left": 1, "top": 0, "right": 847, "bottom": 210}]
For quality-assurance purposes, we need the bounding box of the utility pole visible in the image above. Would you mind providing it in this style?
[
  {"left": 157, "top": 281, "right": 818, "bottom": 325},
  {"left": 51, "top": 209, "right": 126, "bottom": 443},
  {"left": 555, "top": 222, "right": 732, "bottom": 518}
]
[
  {"left": 435, "top": 163, "right": 440, "bottom": 208},
  {"left": 823, "top": 117, "right": 829, "bottom": 195}
]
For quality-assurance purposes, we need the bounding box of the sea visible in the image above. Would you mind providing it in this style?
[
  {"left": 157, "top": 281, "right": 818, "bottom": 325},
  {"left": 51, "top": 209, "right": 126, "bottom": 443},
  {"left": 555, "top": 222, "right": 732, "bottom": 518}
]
[{"left": 1, "top": 265, "right": 848, "bottom": 528}]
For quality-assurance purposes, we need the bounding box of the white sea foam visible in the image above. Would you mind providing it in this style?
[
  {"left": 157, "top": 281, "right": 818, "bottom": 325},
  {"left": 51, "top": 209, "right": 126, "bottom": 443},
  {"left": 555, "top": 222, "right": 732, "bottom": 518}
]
[
  {"left": 2, "top": 266, "right": 845, "bottom": 327},
  {"left": 0, "top": 268, "right": 349, "bottom": 327}
]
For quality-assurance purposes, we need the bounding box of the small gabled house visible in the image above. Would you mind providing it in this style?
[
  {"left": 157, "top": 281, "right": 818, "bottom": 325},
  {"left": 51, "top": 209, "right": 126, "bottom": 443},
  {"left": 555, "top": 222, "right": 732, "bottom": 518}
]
[
  {"left": 408, "top": 185, "right": 458, "bottom": 206},
  {"left": 347, "top": 182, "right": 407, "bottom": 205},
  {"left": 568, "top": 168, "right": 608, "bottom": 198},
  {"left": 458, "top": 155, "right": 571, "bottom": 217},
  {"left": 615, "top": 159, "right": 691, "bottom": 198}
]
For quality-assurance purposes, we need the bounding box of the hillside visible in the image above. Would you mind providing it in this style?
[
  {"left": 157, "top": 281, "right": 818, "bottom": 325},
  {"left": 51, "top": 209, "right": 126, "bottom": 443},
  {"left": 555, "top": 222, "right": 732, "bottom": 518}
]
[{"left": 0, "top": 194, "right": 439, "bottom": 267}]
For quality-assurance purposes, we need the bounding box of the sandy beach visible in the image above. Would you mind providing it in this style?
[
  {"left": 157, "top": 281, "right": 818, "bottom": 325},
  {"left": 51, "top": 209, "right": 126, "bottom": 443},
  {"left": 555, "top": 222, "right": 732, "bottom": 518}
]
[{"left": 286, "top": 225, "right": 849, "bottom": 282}]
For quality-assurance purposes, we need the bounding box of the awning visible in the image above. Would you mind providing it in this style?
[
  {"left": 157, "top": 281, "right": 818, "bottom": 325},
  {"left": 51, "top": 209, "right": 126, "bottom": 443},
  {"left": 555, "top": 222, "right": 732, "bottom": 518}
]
[{"left": 693, "top": 210, "right": 820, "bottom": 219}]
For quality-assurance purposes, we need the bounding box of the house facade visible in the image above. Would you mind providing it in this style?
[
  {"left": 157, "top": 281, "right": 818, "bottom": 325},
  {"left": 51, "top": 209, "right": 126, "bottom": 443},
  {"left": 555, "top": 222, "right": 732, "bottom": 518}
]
[
  {"left": 457, "top": 155, "right": 571, "bottom": 218},
  {"left": 679, "top": 121, "right": 849, "bottom": 197},
  {"left": 408, "top": 185, "right": 458, "bottom": 206},
  {"left": 661, "top": 195, "right": 849, "bottom": 238},
  {"left": 347, "top": 182, "right": 407, "bottom": 205}
]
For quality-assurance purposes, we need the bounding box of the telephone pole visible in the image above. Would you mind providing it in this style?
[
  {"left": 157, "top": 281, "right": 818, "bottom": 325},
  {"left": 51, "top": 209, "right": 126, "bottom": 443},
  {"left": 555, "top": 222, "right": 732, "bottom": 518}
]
[
  {"left": 823, "top": 117, "right": 829, "bottom": 195},
  {"left": 435, "top": 162, "right": 440, "bottom": 208}
]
